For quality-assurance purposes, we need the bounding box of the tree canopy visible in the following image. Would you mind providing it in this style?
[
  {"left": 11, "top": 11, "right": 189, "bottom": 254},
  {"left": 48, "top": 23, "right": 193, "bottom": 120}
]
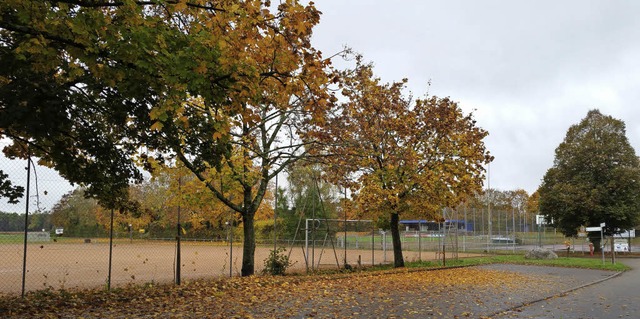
[
  {"left": 0, "top": 169, "right": 24, "bottom": 204},
  {"left": 308, "top": 58, "right": 492, "bottom": 267},
  {"left": 539, "top": 109, "right": 640, "bottom": 248},
  {"left": 1, "top": 0, "right": 334, "bottom": 275}
]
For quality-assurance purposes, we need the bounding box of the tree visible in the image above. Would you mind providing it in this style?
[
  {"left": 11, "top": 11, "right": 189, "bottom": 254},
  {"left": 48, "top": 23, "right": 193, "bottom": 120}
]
[
  {"left": 278, "top": 162, "right": 339, "bottom": 240},
  {"left": 539, "top": 110, "right": 640, "bottom": 252},
  {"left": 1, "top": 0, "right": 333, "bottom": 276},
  {"left": 0, "top": 211, "right": 24, "bottom": 231},
  {"left": 0, "top": 170, "right": 23, "bottom": 204},
  {"left": 50, "top": 188, "right": 108, "bottom": 237},
  {"left": 308, "top": 58, "right": 492, "bottom": 267},
  {"left": 0, "top": 0, "right": 160, "bottom": 207},
  {"left": 526, "top": 190, "right": 540, "bottom": 231}
]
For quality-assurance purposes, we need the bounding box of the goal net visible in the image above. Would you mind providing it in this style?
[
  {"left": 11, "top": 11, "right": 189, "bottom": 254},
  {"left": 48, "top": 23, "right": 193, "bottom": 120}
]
[{"left": 302, "top": 219, "right": 374, "bottom": 270}]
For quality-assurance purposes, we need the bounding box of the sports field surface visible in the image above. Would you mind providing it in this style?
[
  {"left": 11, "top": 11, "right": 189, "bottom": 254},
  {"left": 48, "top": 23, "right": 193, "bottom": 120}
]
[{"left": 1, "top": 240, "right": 477, "bottom": 295}]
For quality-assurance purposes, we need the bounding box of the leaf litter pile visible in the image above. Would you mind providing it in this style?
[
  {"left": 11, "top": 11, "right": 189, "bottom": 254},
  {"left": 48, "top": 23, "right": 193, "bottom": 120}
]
[{"left": 1, "top": 266, "right": 561, "bottom": 318}]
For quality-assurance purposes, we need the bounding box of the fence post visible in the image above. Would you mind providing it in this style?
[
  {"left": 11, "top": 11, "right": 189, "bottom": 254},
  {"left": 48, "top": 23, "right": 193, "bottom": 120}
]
[
  {"left": 175, "top": 176, "right": 181, "bottom": 285},
  {"left": 371, "top": 227, "right": 374, "bottom": 266},
  {"left": 21, "top": 155, "right": 31, "bottom": 298},
  {"left": 107, "top": 208, "right": 114, "bottom": 291},
  {"left": 418, "top": 221, "right": 422, "bottom": 261}
]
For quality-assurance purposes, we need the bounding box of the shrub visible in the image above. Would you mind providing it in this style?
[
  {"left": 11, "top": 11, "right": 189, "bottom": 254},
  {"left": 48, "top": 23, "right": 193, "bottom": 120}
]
[{"left": 262, "top": 247, "right": 292, "bottom": 276}]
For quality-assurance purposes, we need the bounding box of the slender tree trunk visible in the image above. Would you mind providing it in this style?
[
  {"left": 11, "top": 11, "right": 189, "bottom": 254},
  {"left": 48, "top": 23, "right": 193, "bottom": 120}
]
[
  {"left": 390, "top": 212, "right": 405, "bottom": 268},
  {"left": 611, "top": 237, "right": 616, "bottom": 264},
  {"left": 241, "top": 210, "right": 256, "bottom": 276}
]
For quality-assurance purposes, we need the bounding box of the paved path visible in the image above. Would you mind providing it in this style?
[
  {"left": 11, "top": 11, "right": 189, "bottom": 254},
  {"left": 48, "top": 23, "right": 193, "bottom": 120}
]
[
  {"left": 2, "top": 259, "right": 637, "bottom": 318},
  {"left": 493, "top": 258, "right": 640, "bottom": 319}
]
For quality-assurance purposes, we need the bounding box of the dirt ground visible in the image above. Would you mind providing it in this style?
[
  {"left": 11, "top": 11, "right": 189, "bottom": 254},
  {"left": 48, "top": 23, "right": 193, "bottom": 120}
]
[{"left": 0, "top": 240, "right": 479, "bottom": 295}]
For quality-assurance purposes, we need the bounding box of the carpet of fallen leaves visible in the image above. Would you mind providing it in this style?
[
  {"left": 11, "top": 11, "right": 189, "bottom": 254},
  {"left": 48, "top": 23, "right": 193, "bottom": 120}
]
[{"left": 0, "top": 266, "right": 561, "bottom": 318}]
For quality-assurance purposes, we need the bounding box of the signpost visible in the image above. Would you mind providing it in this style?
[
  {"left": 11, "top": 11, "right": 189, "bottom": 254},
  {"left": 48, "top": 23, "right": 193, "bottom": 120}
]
[
  {"left": 585, "top": 223, "right": 605, "bottom": 265},
  {"left": 535, "top": 215, "right": 552, "bottom": 247}
]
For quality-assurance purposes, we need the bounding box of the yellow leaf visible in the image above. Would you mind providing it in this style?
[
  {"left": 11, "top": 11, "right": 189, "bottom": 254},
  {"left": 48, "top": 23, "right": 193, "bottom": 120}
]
[{"left": 150, "top": 121, "right": 164, "bottom": 131}]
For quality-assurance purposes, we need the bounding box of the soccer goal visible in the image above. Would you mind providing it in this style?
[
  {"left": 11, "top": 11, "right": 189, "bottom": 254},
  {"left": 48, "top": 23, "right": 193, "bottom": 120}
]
[{"left": 303, "top": 218, "right": 374, "bottom": 271}]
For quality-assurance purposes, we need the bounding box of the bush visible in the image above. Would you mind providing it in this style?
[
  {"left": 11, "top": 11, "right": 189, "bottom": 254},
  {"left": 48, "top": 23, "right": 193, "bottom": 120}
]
[{"left": 262, "top": 247, "right": 292, "bottom": 276}]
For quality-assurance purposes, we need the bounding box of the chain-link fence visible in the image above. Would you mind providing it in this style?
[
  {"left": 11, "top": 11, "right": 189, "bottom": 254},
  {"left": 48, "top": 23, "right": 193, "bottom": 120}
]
[{"left": 1, "top": 149, "right": 601, "bottom": 296}]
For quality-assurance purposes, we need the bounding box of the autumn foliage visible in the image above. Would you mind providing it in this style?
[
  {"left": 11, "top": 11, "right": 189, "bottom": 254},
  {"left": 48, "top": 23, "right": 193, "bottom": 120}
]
[
  {"left": 308, "top": 57, "right": 492, "bottom": 267},
  {"left": 2, "top": 0, "right": 491, "bottom": 277},
  {"left": 0, "top": 265, "right": 555, "bottom": 318}
]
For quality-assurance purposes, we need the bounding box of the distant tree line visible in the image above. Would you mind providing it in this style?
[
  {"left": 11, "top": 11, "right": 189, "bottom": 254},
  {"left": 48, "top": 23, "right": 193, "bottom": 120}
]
[{"left": 0, "top": 211, "right": 51, "bottom": 232}]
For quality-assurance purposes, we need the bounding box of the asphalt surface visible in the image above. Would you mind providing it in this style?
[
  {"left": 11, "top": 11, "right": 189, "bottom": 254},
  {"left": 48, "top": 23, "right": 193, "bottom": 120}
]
[
  {"left": 2, "top": 257, "right": 637, "bottom": 318},
  {"left": 492, "top": 258, "right": 640, "bottom": 319}
]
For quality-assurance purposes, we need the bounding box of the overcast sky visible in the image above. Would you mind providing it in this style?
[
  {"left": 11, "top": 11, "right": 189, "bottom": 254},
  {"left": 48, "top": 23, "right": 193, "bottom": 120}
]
[
  {"left": 3, "top": 1, "right": 640, "bottom": 212},
  {"left": 311, "top": 0, "right": 640, "bottom": 194}
]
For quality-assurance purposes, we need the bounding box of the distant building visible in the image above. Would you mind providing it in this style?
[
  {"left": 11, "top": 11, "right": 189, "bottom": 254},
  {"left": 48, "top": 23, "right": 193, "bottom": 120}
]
[{"left": 399, "top": 219, "right": 473, "bottom": 232}]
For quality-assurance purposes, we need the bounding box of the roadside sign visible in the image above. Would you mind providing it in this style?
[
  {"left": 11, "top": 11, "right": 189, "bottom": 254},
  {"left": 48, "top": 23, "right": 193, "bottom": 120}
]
[
  {"left": 614, "top": 229, "right": 636, "bottom": 238},
  {"left": 585, "top": 227, "right": 602, "bottom": 232},
  {"left": 536, "top": 215, "right": 553, "bottom": 225}
]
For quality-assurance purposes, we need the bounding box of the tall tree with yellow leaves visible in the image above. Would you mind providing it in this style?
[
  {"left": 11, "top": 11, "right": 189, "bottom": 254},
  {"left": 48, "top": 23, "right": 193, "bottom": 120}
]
[
  {"left": 308, "top": 58, "right": 492, "bottom": 267},
  {"left": 1, "top": 0, "right": 334, "bottom": 275}
]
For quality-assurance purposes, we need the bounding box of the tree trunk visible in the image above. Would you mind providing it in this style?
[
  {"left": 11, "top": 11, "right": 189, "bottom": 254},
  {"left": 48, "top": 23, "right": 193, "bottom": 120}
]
[
  {"left": 590, "top": 236, "right": 601, "bottom": 253},
  {"left": 241, "top": 211, "right": 256, "bottom": 276},
  {"left": 390, "top": 212, "right": 405, "bottom": 268},
  {"left": 611, "top": 236, "right": 616, "bottom": 264}
]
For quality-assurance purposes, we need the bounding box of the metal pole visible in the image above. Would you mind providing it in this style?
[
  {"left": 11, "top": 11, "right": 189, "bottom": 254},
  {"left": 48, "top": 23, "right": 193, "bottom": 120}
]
[
  {"left": 371, "top": 227, "right": 374, "bottom": 266},
  {"left": 487, "top": 164, "right": 492, "bottom": 253},
  {"left": 344, "top": 188, "right": 347, "bottom": 267},
  {"left": 442, "top": 243, "right": 446, "bottom": 267},
  {"left": 463, "top": 207, "right": 467, "bottom": 252},
  {"left": 601, "top": 229, "right": 605, "bottom": 265},
  {"left": 229, "top": 214, "right": 233, "bottom": 277},
  {"left": 418, "top": 220, "right": 422, "bottom": 261},
  {"left": 274, "top": 174, "right": 277, "bottom": 252},
  {"left": 512, "top": 206, "right": 516, "bottom": 252},
  {"left": 382, "top": 231, "right": 387, "bottom": 263},
  {"left": 305, "top": 219, "right": 309, "bottom": 272},
  {"left": 21, "top": 156, "right": 31, "bottom": 298},
  {"left": 222, "top": 178, "right": 233, "bottom": 278},
  {"left": 108, "top": 208, "right": 114, "bottom": 291},
  {"left": 312, "top": 194, "right": 316, "bottom": 271},
  {"left": 538, "top": 224, "right": 542, "bottom": 247},
  {"left": 175, "top": 176, "right": 181, "bottom": 285}
]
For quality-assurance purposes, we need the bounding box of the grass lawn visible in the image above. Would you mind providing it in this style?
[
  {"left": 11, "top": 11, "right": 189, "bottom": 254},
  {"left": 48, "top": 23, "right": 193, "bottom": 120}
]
[
  {"left": 0, "top": 233, "right": 24, "bottom": 244},
  {"left": 405, "top": 254, "right": 631, "bottom": 272}
]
